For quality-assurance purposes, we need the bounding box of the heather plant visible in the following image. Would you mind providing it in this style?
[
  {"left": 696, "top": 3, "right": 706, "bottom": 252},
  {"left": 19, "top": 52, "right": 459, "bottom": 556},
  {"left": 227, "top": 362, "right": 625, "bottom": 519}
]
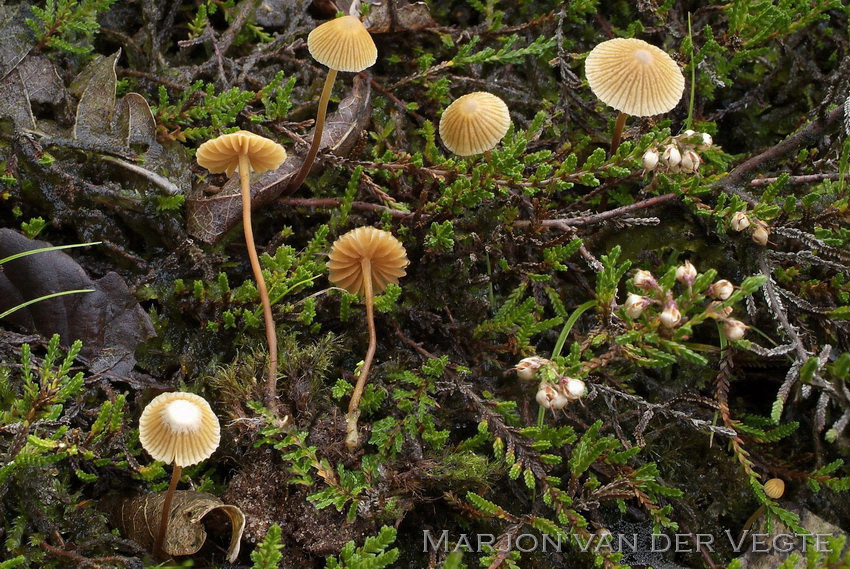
[{"left": 2, "top": 0, "right": 850, "bottom": 567}]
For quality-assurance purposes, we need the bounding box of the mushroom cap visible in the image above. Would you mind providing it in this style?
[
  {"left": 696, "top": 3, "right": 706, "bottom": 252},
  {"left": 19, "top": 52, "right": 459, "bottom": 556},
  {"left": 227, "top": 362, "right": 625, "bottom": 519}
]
[
  {"left": 139, "top": 392, "right": 221, "bottom": 467},
  {"left": 764, "top": 478, "right": 785, "bottom": 499},
  {"left": 196, "top": 130, "right": 287, "bottom": 178},
  {"left": 439, "top": 92, "right": 511, "bottom": 156},
  {"left": 307, "top": 15, "right": 377, "bottom": 73},
  {"left": 327, "top": 226, "right": 408, "bottom": 295},
  {"left": 585, "top": 38, "right": 685, "bottom": 117}
]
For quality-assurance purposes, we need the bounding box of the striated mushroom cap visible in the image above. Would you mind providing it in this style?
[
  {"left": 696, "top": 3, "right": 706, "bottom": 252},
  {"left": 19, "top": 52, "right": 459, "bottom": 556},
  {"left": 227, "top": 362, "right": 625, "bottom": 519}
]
[
  {"left": 764, "top": 478, "right": 785, "bottom": 499},
  {"left": 439, "top": 92, "right": 511, "bottom": 156},
  {"left": 585, "top": 38, "right": 685, "bottom": 117},
  {"left": 196, "top": 131, "right": 287, "bottom": 178},
  {"left": 308, "top": 15, "right": 378, "bottom": 73},
  {"left": 139, "top": 392, "right": 221, "bottom": 468},
  {"left": 327, "top": 226, "right": 408, "bottom": 296}
]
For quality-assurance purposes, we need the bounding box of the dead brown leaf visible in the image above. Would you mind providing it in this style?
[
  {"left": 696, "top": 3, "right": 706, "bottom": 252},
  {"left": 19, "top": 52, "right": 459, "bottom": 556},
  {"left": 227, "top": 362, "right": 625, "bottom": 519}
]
[
  {"left": 363, "top": 0, "right": 436, "bottom": 33},
  {"left": 0, "top": 229, "right": 155, "bottom": 379},
  {"left": 105, "top": 490, "right": 245, "bottom": 562},
  {"left": 186, "top": 73, "right": 372, "bottom": 244}
]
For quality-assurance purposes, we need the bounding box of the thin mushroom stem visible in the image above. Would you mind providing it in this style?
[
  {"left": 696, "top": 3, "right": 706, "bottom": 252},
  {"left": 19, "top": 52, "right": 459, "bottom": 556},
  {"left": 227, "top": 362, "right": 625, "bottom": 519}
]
[
  {"left": 153, "top": 464, "right": 183, "bottom": 559},
  {"left": 609, "top": 111, "right": 628, "bottom": 155},
  {"left": 238, "top": 153, "right": 278, "bottom": 407},
  {"left": 290, "top": 68, "right": 338, "bottom": 192},
  {"left": 345, "top": 258, "right": 376, "bottom": 449},
  {"left": 738, "top": 504, "right": 766, "bottom": 542}
]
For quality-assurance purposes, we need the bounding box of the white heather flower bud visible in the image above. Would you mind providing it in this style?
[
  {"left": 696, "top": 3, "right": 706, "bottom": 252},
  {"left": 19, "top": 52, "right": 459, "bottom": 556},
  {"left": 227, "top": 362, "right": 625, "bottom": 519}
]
[
  {"left": 723, "top": 319, "right": 749, "bottom": 341},
  {"left": 730, "top": 211, "right": 750, "bottom": 232},
  {"left": 660, "top": 300, "right": 682, "bottom": 328},
  {"left": 708, "top": 279, "right": 734, "bottom": 300},
  {"left": 751, "top": 220, "right": 769, "bottom": 246},
  {"left": 699, "top": 132, "right": 713, "bottom": 149},
  {"left": 675, "top": 260, "right": 697, "bottom": 287},
  {"left": 561, "top": 377, "right": 586, "bottom": 401},
  {"left": 515, "top": 356, "right": 551, "bottom": 381},
  {"left": 633, "top": 269, "right": 658, "bottom": 291},
  {"left": 536, "top": 382, "right": 568, "bottom": 410},
  {"left": 683, "top": 129, "right": 696, "bottom": 137},
  {"left": 661, "top": 144, "right": 681, "bottom": 170},
  {"left": 624, "top": 293, "right": 651, "bottom": 318},
  {"left": 642, "top": 148, "right": 660, "bottom": 171},
  {"left": 681, "top": 150, "right": 701, "bottom": 173}
]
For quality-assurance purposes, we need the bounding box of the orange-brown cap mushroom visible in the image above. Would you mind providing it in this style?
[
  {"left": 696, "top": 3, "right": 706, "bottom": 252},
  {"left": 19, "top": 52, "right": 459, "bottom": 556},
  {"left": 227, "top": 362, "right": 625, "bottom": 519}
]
[
  {"left": 585, "top": 38, "right": 685, "bottom": 117},
  {"left": 764, "top": 478, "right": 785, "bottom": 499},
  {"left": 290, "top": 15, "right": 377, "bottom": 193},
  {"left": 196, "top": 131, "right": 287, "bottom": 412},
  {"left": 139, "top": 392, "right": 221, "bottom": 468},
  {"left": 327, "top": 226, "right": 409, "bottom": 295},
  {"left": 308, "top": 15, "right": 378, "bottom": 73},
  {"left": 327, "top": 226, "right": 408, "bottom": 450},
  {"left": 196, "top": 130, "right": 287, "bottom": 178},
  {"left": 439, "top": 92, "right": 511, "bottom": 156}
]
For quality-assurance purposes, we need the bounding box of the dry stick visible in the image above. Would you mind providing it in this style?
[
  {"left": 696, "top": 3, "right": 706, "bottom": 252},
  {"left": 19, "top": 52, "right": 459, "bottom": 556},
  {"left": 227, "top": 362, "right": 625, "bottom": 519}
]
[
  {"left": 290, "top": 68, "right": 338, "bottom": 191},
  {"left": 713, "top": 104, "right": 845, "bottom": 204},
  {"left": 609, "top": 111, "right": 628, "bottom": 155},
  {"left": 345, "top": 259, "right": 377, "bottom": 449},
  {"left": 153, "top": 464, "right": 183, "bottom": 559},
  {"left": 238, "top": 154, "right": 278, "bottom": 407}
]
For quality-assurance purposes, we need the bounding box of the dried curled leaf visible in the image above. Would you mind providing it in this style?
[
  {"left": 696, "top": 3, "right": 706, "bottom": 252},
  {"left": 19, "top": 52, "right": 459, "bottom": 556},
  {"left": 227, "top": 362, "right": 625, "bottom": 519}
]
[
  {"left": 105, "top": 490, "right": 245, "bottom": 562},
  {"left": 72, "top": 51, "right": 120, "bottom": 141},
  {"left": 186, "top": 74, "right": 372, "bottom": 244}
]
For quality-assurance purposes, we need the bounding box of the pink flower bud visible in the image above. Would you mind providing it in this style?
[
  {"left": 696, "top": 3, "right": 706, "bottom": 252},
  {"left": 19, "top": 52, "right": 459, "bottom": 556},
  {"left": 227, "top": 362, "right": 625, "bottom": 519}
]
[
  {"left": 624, "top": 293, "right": 651, "bottom": 318},
  {"left": 723, "top": 319, "right": 749, "bottom": 341},
  {"left": 634, "top": 269, "right": 658, "bottom": 291},
  {"left": 660, "top": 300, "right": 682, "bottom": 328},
  {"left": 560, "top": 377, "right": 586, "bottom": 400},
  {"left": 675, "top": 260, "right": 697, "bottom": 287},
  {"left": 514, "top": 356, "right": 551, "bottom": 381},
  {"left": 708, "top": 279, "right": 734, "bottom": 300},
  {"left": 730, "top": 211, "right": 750, "bottom": 231},
  {"left": 536, "top": 382, "right": 568, "bottom": 410},
  {"left": 642, "top": 148, "right": 660, "bottom": 171},
  {"left": 751, "top": 220, "right": 769, "bottom": 246},
  {"left": 661, "top": 145, "right": 681, "bottom": 170}
]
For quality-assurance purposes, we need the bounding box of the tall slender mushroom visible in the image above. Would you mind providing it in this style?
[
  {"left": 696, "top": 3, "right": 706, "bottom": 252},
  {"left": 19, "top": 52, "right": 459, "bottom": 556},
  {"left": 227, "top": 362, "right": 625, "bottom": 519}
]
[
  {"left": 289, "top": 15, "right": 377, "bottom": 191},
  {"left": 585, "top": 38, "right": 685, "bottom": 154},
  {"left": 196, "top": 131, "right": 287, "bottom": 407},
  {"left": 439, "top": 92, "right": 511, "bottom": 158},
  {"left": 139, "top": 392, "right": 221, "bottom": 559},
  {"left": 327, "top": 226, "right": 408, "bottom": 449}
]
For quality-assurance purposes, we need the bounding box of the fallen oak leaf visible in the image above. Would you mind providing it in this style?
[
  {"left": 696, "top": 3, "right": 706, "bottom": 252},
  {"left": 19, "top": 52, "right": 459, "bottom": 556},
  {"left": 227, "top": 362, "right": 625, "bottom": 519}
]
[{"left": 186, "top": 74, "right": 372, "bottom": 244}]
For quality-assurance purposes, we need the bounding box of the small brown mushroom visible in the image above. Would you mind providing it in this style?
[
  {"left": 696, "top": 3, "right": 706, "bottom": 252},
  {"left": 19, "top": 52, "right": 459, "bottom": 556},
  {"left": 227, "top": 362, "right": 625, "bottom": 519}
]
[
  {"left": 439, "top": 92, "right": 511, "bottom": 157},
  {"left": 196, "top": 131, "right": 287, "bottom": 409},
  {"left": 585, "top": 38, "right": 685, "bottom": 154},
  {"left": 289, "top": 15, "right": 377, "bottom": 192},
  {"left": 764, "top": 478, "right": 785, "bottom": 499},
  {"left": 139, "top": 392, "right": 221, "bottom": 558},
  {"left": 327, "top": 226, "right": 408, "bottom": 449},
  {"left": 740, "top": 477, "right": 786, "bottom": 540}
]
